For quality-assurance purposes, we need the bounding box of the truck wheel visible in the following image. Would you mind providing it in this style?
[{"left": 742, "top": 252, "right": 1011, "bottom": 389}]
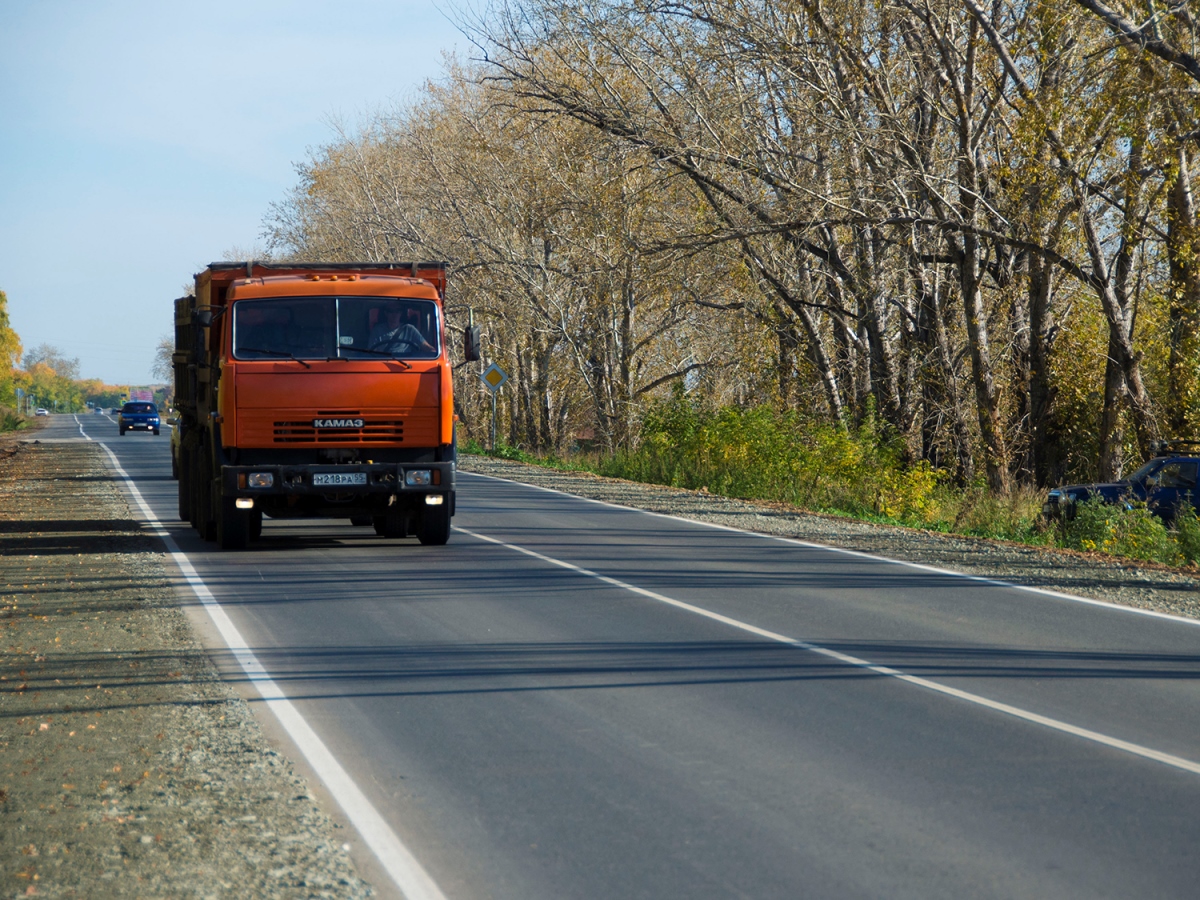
[
  {"left": 188, "top": 457, "right": 202, "bottom": 530},
  {"left": 177, "top": 449, "right": 192, "bottom": 521},
  {"left": 200, "top": 487, "right": 217, "bottom": 541},
  {"left": 249, "top": 509, "right": 263, "bottom": 541},
  {"left": 217, "top": 497, "right": 250, "bottom": 550},
  {"left": 416, "top": 503, "right": 451, "bottom": 545},
  {"left": 373, "top": 514, "right": 406, "bottom": 538},
  {"left": 195, "top": 450, "right": 217, "bottom": 541}
]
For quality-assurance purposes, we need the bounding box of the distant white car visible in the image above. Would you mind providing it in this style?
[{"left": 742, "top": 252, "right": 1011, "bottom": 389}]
[{"left": 35, "top": 408, "right": 48, "bottom": 416}]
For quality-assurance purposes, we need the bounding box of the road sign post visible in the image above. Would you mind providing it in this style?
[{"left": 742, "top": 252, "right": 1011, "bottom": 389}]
[{"left": 480, "top": 363, "right": 509, "bottom": 452}]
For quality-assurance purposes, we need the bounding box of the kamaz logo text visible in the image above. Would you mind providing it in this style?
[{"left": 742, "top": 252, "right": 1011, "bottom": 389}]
[{"left": 312, "top": 418, "right": 364, "bottom": 428}]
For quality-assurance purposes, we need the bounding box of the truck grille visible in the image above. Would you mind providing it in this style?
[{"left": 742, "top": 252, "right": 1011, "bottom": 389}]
[{"left": 273, "top": 419, "right": 405, "bottom": 444}]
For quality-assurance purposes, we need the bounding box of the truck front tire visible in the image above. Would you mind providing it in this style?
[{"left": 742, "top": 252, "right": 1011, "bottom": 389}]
[
  {"left": 195, "top": 448, "right": 217, "bottom": 542},
  {"left": 416, "top": 503, "right": 451, "bottom": 545},
  {"left": 373, "top": 514, "right": 406, "bottom": 538},
  {"left": 177, "top": 448, "right": 192, "bottom": 522},
  {"left": 217, "top": 496, "right": 250, "bottom": 550}
]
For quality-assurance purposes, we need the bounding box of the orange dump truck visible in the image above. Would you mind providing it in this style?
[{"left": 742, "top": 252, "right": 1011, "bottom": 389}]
[{"left": 173, "top": 261, "right": 479, "bottom": 549}]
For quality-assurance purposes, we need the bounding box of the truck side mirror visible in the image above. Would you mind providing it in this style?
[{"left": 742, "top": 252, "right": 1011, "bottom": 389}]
[
  {"left": 192, "top": 310, "right": 214, "bottom": 328},
  {"left": 464, "top": 325, "right": 481, "bottom": 362}
]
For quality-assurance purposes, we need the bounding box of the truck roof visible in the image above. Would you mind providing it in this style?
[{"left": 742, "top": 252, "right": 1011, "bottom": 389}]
[
  {"left": 198, "top": 261, "right": 447, "bottom": 298},
  {"left": 227, "top": 273, "right": 442, "bottom": 301}
]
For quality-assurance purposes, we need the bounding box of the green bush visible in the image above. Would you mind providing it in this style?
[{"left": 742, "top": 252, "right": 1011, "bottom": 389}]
[
  {"left": 0, "top": 407, "right": 26, "bottom": 433},
  {"left": 1061, "top": 497, "right": 1179, "bottom": 564},
  {"left": 1173, "top": 504, "right": 1200, "bottom": 566},
  {"left": 948, "top": 484, "right": 1053, "bottom": 543},
  {"left": 598, "top": 395, "right": 945, "bottom": 526}
]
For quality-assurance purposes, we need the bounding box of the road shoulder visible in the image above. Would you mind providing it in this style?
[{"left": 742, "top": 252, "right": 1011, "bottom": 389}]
[{"left": 0, "top": 440, "right": 373, "bottom": 898}]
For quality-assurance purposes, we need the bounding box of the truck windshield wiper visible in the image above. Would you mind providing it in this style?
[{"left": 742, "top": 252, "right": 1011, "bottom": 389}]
[
  {"left": 238, "top": 347, "right": 312, "bottom": 369},
  {"left": 338, "top": 346, "right": 412, "bottom": 368}
]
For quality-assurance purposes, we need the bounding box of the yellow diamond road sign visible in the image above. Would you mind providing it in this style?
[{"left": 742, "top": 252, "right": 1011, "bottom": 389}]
[{"left": 481, "top": 363, "right": 508, "bottom": 391}]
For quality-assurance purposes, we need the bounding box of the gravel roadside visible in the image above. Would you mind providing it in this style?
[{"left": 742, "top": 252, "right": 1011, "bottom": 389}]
[
  {"left": 458, "top": 455, "right": 1200, "bottom": 621},
  {"left": 0, "top": 438, "right": 373, "bottom": 899}
]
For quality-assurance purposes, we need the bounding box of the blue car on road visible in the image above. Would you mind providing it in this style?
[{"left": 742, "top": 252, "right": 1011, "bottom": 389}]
[{"left": 118, "top": 401, "right": 161, "bottom": 436}]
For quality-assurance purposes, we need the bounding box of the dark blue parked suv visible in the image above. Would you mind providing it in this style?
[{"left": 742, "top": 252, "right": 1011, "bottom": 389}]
[
  {"left": 1043, "top": 440, "right": 1200, "bottom": 524},
  {"left": 118, "top": 402, "right": 161, "bottom": 436}
]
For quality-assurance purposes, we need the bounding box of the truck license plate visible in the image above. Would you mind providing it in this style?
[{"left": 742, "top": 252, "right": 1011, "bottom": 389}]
[{"left": 313, "top": 473, "right": 367, "bottom": 486}]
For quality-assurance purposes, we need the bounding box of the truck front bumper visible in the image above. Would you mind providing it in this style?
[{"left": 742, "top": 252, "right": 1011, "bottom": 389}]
[{"left": 220, "top": 461, "right": 455, "bottom": 500}]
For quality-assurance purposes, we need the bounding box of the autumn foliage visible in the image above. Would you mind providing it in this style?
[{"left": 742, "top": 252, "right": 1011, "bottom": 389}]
[{"left": 265, "top": 0, "right": 1200, "bottom": 496}]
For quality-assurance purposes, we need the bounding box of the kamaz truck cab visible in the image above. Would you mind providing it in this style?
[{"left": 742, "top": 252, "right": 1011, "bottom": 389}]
[{"left": 173, "top": 261, "right": 479, "bottom": 549}]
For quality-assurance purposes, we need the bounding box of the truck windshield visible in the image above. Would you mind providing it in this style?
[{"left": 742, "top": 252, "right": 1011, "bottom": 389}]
[{"left": 232, "top": 297, "right": 440, "bottom": 361}]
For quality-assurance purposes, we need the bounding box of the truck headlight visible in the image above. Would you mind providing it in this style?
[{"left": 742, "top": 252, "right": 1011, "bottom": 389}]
[
  {"left": 424, "top": 494, "right": 444, "bottom": 505},
  {"left": 247, "top": 472, "right": 274, "bottom": 488},
  {"left": 405, "top": 469, "right": 432, "bottom": 486}
]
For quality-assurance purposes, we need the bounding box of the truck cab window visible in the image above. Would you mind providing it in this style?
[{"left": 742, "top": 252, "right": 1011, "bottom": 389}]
[
  {"left": 234, "top": 297, "right": 439, "bottom": 360},
  {"left": 234, "top": 298, "right": 333, "bottom": 359},
  {"left": 337, "top": 297, "right": 439, "bottom": 359}
]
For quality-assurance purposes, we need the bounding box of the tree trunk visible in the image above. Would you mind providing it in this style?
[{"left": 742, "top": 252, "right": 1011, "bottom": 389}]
[
  {"left": 1167, "top": 144, "right": 1200, "bottom": 438},
  {"left": 1098, "top": 329, "right": 1127, "bottom": 480},
  {"left": 1028, "top": 252, "right": 1061, "bottom": 486},
  {"left": 1077, "top": 200, "right": 1158, "bottom": 459},
  {"left": 856, "top": 225, "right": 905, "bottom": 431},
  {"left": 960, "top": 231, "right": 1009, "bottom": 491},
  {"left": 1010, "top": 274, "right": 1034, "bottom": 483}
]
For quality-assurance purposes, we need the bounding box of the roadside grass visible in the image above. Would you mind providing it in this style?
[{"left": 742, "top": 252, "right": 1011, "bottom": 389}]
[
  {"left": 463, "top": 399, "right": 1200, "bottom": 569},
  {"left": 462, "top": 436, "right": 595, "bottom": 473},
  {"left": 0, "top": 405, "right": 28, "bottom": 432}
]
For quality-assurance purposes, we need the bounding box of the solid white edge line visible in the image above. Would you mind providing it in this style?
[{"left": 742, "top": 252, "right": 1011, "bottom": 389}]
[
  {"left": 86, "top": 434, "right": 446, "bottom": 900},
  {"left": 460, "top": 469, "right": 1200, "bottom": 629},
  {"left": 453, "top": 493, "right": 1200, "bottom": 778}
]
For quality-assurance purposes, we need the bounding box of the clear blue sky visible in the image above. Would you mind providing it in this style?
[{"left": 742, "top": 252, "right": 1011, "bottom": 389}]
[{"left": 0, "top": 0, "right": 464, "bottom": 385}]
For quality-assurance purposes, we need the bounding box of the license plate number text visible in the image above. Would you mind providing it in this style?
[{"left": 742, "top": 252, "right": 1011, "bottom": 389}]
[{"left": 313, "top": 472, "right": 367, "bottom": 486}]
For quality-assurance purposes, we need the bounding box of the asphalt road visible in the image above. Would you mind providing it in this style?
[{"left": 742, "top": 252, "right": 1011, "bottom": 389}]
[{"left": 54, "top": 413, "right": 1200, "bottom": 899}]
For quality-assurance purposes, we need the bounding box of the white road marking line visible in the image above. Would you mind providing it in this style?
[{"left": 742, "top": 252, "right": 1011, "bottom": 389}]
[
  {"left": 86, "top": 431, "right": 445, "bottom": 900},
  {"left": 454, "top": 523, "right": 1200, "bottom": 777},
  {"left": 461, "top": 470, "right": 1200, "bottom": 629}
]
